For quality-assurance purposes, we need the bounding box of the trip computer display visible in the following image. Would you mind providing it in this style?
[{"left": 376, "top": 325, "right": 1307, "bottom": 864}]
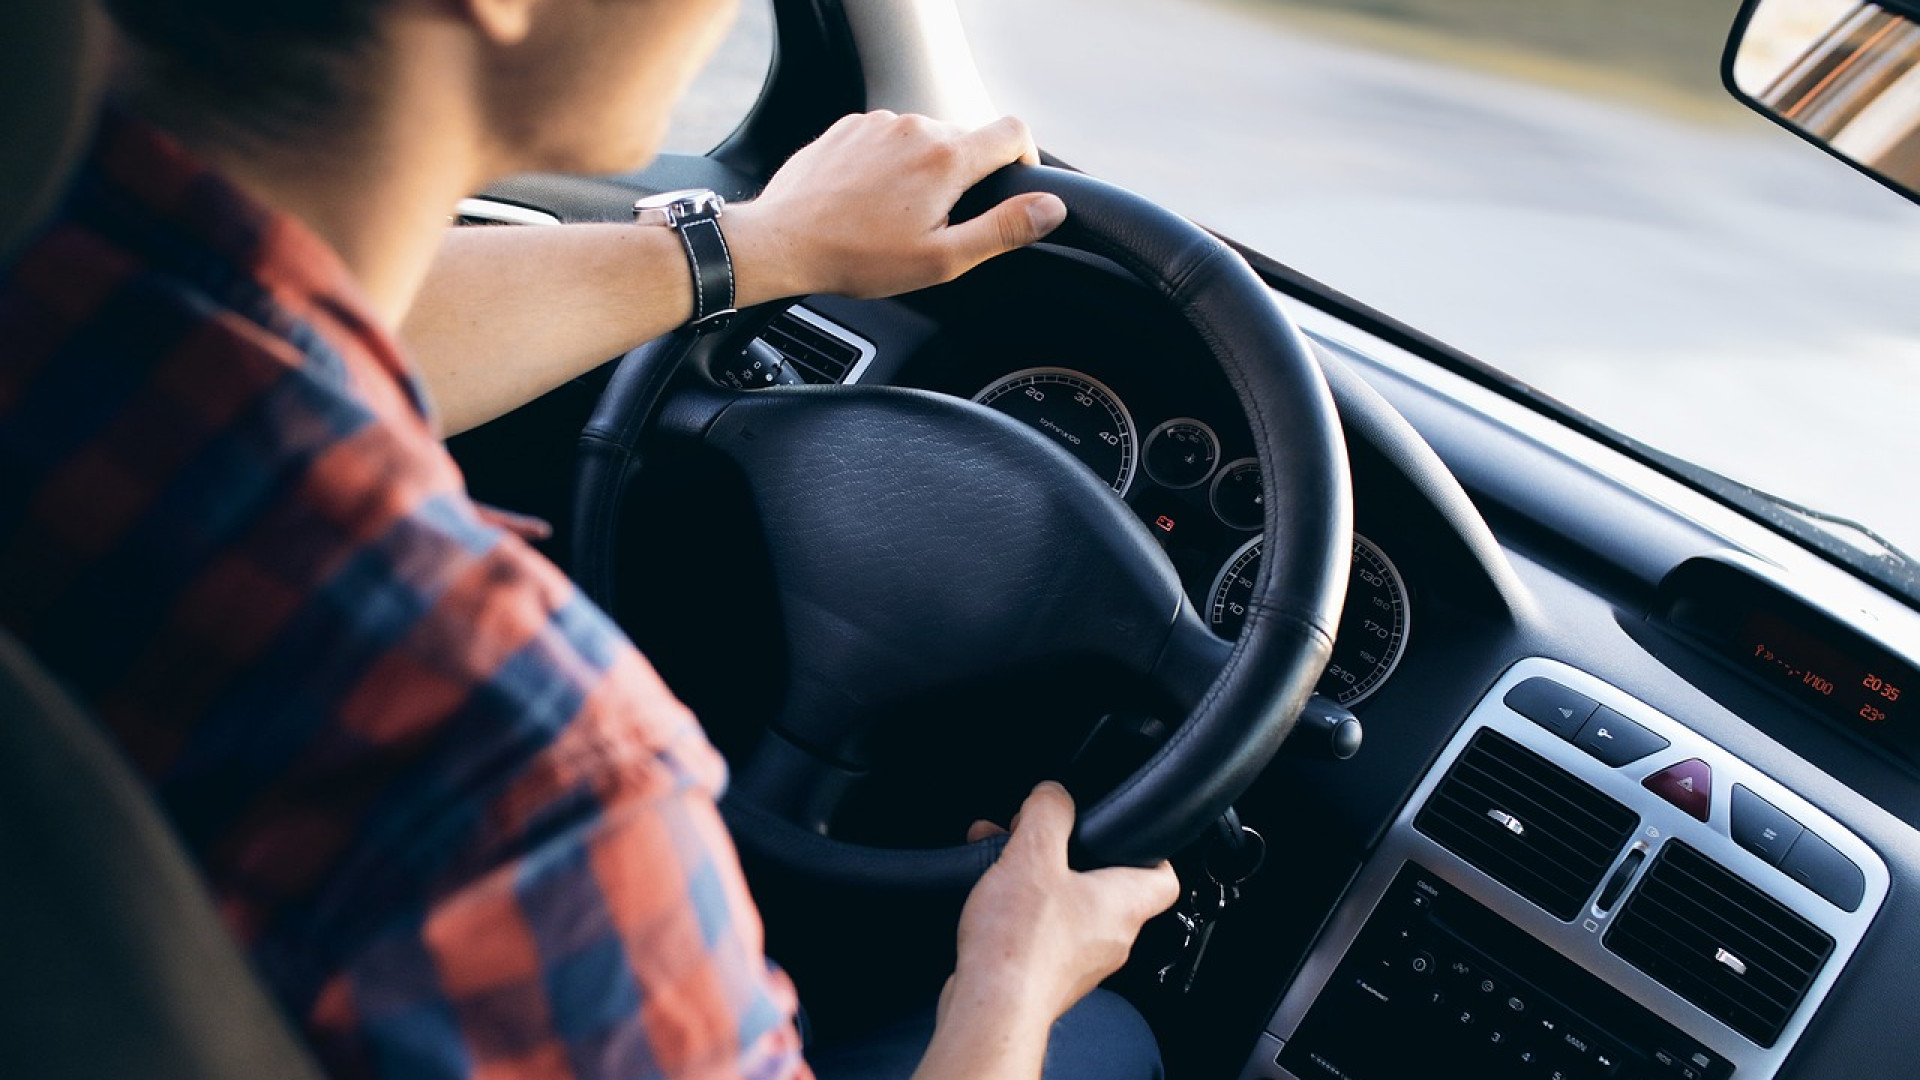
[
  {"left": 1736, "top": 609, "right": 1911, "bottom": 733},
  {"left": 1661, "top": 558, "right": 1920, "bottom": 770}
]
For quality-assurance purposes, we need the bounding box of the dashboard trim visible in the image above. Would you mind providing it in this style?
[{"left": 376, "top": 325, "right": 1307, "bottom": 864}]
[
  {"left": 452, "top": 197, "right": 562, "bottom": 227},
  {"left": 1241, "top": 656, "right": 1890, "bottom": 1080},
  {"left": 786, "top": 304, "right": 879, "bottom": 385}
]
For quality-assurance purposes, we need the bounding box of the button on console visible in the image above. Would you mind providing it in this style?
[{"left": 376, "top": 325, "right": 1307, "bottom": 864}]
[
  {"left": 1504, "top": 677, "right": 1600, "bottom": 739},
  {"left": 1643, "top": 758, "right": 1712, "bottom": 821},
  {"left": 1781, "top": 829, "right": 1867, "bottom": 912},
  {"left": 1574, "top": 707, "right": 1670, "bottom": 767},
  {"left": 1730, "top": 784, "right": 1803, "bottom": 866}
]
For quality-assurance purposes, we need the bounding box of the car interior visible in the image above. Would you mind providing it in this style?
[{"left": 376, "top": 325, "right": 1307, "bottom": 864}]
[{"left": 8, "top": 2, "right": 1920, "bottom": 1080}]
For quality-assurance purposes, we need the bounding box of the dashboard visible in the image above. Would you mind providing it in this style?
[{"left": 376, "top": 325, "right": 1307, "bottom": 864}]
[
  {"left": 734, "top": 265, "right": 1913, "bottom": 1080},
  {"left": 449, "top": 193, "right": 1920, "bottom": 1080}
]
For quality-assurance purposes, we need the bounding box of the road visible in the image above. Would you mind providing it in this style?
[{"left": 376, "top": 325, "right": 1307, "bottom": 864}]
[{"left": 677, "top": 0, "right": 1920, "bottom": 558}]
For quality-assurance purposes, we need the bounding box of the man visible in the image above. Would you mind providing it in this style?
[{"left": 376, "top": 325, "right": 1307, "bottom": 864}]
[{"left": 0, "top": 0, "right": 1178, "bottom": 1078}]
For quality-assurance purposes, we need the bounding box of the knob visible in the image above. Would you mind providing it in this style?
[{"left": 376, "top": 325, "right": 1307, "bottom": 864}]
[{"left": 1288, "top": 693, "right": 1363, "bottom": 760}]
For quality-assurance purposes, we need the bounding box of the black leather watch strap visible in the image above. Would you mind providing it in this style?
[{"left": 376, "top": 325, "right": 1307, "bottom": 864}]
[
  {"left": 633, "top": 190, "right": 737, "bottom": 335},
  {"left": 677, "top": 213, "right": 735, "bottom": 334}
]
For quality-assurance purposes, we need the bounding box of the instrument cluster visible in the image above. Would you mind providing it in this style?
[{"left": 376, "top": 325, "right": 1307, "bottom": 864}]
[{"left": 972, "top": 364, "right": 1411, "bottom": 708}]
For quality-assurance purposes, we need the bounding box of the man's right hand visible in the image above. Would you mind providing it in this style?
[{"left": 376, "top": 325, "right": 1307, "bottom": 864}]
[
  {"left": 948, "top": 782, "right": 1180, "bottom": 1027},
  {"left": 725, "top": 111, "right": 1069, "bottom": 305}
]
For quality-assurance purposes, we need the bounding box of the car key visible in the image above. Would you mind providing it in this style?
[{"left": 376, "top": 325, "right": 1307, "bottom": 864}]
[
  {"left": 1157, "top": 877, "right": 1235, "bottom": 994},
  {"left": 1158, "top": 822, "right": 1265, "bottom": 994}
]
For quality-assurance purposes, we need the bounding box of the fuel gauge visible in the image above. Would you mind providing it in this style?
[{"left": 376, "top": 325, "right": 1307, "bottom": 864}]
[{"left": 1209, "top": 458, "right": 1264, "bottom": 531}]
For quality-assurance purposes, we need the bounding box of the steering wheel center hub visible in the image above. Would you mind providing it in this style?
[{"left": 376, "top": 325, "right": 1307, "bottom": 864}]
[{"left": 670, "top": 384, "right": 1191, "bottom": 755}]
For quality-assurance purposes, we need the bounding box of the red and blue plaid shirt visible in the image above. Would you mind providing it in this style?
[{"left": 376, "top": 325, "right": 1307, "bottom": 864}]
[{"left": 0, "top": 112, "right": 809, "bottom": 1080}]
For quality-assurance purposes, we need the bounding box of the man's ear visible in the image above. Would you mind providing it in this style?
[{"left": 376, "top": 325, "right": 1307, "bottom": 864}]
[{"left": 457, "top": 0, "right": 541, "bottom": 45}]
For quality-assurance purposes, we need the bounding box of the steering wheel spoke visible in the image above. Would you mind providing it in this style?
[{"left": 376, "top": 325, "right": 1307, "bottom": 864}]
[
  {"left": 729, "top": 727, "right": 864, "bottom": 835},
  {"left": 1148, "top": 605, "right": 1237, "bottom": 715}
]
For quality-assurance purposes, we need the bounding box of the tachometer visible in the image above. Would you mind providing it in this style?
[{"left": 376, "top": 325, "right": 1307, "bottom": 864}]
[
  {"left": 973, "top": 367, "right": 1138, "bottom": 494},
  {"left": 1208, "top": 533, "right": 1410, "bottom": 707}
]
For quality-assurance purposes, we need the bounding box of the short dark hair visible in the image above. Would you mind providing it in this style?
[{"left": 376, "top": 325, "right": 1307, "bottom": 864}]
[{"left": 104, "top": 0, "right": 383, "bottom": 134}]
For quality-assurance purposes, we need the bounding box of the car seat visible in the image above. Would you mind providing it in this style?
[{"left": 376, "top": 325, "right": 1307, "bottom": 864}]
[{"left": 0, "top": 5, "right": 328, "bottom": 1078}]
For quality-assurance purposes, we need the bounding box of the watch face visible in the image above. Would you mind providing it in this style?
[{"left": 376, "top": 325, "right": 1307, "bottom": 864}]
[{"left": 633, "top": 188, "right": 724, "bottom": 224}]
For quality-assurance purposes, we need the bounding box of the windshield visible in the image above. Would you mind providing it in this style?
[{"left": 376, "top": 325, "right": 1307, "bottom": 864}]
[{"left": 959, "top": 0, "right": 1920, "bottom": 564}]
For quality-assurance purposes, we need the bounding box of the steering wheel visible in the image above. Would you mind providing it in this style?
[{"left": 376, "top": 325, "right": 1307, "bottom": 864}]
[{"left": 573, "top": 165, "right": 1351, "bottom": 891}]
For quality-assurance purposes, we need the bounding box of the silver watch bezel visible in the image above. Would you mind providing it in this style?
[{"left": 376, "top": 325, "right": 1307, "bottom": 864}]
[{"left": 631, "top": 188, "right": 726, "bottom": 227}]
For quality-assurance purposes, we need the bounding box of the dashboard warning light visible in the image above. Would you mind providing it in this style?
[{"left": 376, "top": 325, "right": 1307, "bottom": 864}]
[{"left": 1155, "top": 515, "right": 1177, "bottom": 533}]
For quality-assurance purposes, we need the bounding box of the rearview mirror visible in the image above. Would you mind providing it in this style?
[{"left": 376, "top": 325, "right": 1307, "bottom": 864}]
[{"left": 1727, "top": 0, "right": 1920, "bottom": 204}]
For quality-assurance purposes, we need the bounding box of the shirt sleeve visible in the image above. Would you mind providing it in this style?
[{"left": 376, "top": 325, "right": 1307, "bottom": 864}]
[{"left": 207, "top": 384, "right": 812, "bottom": 1080}]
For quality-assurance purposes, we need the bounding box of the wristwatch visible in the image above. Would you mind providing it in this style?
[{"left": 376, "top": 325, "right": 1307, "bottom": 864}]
[{"left": 632, "top": 189, "right": 736, "bottom": 334}]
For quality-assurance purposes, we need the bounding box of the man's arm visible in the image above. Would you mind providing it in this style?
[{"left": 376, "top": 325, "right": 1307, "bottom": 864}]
[
  {"left": 921, "top": 783, "right": 1179, "bottom": 1080},
  {"left": 403, "top": 113, "right": 1069, "bottom": 436}
]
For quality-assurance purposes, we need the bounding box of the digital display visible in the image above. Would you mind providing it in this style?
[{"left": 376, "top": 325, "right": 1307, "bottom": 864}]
[
  {"left": 1736, "top": 608, "right": 1916, "bottom": 750},
  {"left": 1662, "top": 558, "right": 1920, "bottom": 772}
]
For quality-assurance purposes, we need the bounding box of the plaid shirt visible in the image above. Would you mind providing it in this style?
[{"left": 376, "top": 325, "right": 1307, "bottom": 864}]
[{"left": 0, "top": 112, "right": 808, "bottom": 1080}]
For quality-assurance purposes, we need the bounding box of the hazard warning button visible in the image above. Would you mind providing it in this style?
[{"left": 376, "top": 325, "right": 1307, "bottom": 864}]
[{"left": 1644, "top": 758, "right": 1713, "bottom": 822}]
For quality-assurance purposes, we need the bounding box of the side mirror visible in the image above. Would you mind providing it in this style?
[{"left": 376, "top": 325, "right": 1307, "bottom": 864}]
[{"left": 1726, "top": 0, "right": 1920, "bottom": 204}]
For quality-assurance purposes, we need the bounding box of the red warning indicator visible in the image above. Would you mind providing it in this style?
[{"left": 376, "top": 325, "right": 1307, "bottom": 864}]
[{"left": 1643, "top": 758, "right": 1712, "bottom": 822}]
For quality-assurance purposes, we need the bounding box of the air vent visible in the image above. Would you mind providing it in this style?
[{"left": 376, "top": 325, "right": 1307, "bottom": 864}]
[
  {"left": 1415, "top": 728, "right": 1639, "bottom": 920},
  {"left": 1606, "top": 841, "right": 1834, "bottom": 1048},
  {"left": 754, "top": 306, "right": 875, "bottom": 384}
]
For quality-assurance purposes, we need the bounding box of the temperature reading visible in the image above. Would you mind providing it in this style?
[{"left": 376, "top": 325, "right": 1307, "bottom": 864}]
[{"left": 1861, "top": 704, "right": 1888, "bottom": 724}]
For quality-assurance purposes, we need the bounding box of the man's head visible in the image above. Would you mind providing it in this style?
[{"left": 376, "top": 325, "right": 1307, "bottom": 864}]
[{"left": 105, "top": 0, "right": 740, "bottom": 177}]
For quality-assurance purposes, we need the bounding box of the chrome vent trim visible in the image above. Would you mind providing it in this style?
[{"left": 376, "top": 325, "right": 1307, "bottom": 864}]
[
  {"left": 1606, "top": 841, "right": 1834, "bottom": 1048},
  {"left": 454, "top": 197, "right": 561, "bottom": 227},
  {"left": 754, "top": 305, "right": 877, "bottom": 385},
  {"left": 1414, "top": 727, "right": 1639, "bottom": 920}
]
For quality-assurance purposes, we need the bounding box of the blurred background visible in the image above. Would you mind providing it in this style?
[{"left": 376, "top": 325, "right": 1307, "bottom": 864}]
[{"left": 669, "top": 0, "right": 1920, "bottom": 562}]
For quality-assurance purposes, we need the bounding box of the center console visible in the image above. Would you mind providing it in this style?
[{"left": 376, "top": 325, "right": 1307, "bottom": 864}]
[{"left": 1239, "top": 658, "right": 1886, "bottom": 1080}]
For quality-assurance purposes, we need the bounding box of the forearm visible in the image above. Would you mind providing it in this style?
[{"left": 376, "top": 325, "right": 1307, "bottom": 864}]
[
  {"left": 403, "top": 112, "right": 1065, "bottom": 437},
  {"left": 401, "top": 222, "right": 683, "bottom": 436},
  {"left": 911, "top": 975, "right": 1053, "bottom": 1080},
  {"left": 401, "top": 211, "right": 803, "bottom": 437}
]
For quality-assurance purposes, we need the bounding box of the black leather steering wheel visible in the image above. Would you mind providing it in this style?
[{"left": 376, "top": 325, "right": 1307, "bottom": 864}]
[{"left": 573, "top": 165, "right": 1351, "bottom": 891}]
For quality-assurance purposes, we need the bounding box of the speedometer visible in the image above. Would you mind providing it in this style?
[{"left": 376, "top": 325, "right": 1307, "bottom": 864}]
[
  {"left": 1208, "top": 533, "right": 1410, "bottom": 707},
  {"left": 973, "top": 367, "right": 1139, "bottom": 494}
]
